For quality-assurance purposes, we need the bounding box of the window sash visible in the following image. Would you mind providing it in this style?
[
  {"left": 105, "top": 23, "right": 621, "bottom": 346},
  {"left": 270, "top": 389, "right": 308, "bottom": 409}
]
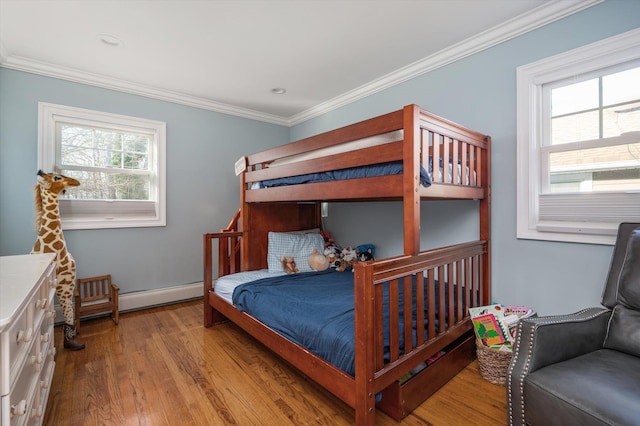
[
  {"left": 38, "top": 102, "right": 166, "bottom": 230},
  {"left": 539, "top": 132, "right": 640, "bottom": 193},
  {"left": 56, "top": 121, "right": 154, "bottom": 171},
  {"left": 542, "top": 61, "right": 640, "bottom": 148}
]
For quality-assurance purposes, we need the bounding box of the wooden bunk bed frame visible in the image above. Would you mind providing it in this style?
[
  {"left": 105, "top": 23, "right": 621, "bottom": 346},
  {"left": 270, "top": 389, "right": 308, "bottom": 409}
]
[{"left": 204, "top": 104, "right": 491, "bottom": 425}]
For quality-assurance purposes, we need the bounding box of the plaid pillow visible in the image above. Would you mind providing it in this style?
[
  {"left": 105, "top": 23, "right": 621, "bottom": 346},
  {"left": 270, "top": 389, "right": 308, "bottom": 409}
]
[{"left": 267, "top": 231, "right": 324, "bottom": 273}]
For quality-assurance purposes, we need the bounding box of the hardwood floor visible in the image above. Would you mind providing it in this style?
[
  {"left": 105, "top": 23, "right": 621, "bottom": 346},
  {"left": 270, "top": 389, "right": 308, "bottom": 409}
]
[{"left": 44, "top": 300, "right": 507, "bottom": 425}]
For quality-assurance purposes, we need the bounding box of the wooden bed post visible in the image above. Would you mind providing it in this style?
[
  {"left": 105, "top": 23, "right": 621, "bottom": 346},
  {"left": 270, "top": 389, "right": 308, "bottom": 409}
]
[
  {"left": 203, "top": 233, "right": 215, "bottom": 327},
  {"left": 403, "top": 104, "right": 421, "bottom": 256},
  {"left": 480, "top": 135, "right": 492, "bottom": 304},
  {"left": 203, "top": 209, "right": 243, "bottom": 327},
  {"left": 240, "top": 167, "right": 251, "bottom": 271},
  {"left": 354, "top": 262, "right": 376, "bottom": 426}
]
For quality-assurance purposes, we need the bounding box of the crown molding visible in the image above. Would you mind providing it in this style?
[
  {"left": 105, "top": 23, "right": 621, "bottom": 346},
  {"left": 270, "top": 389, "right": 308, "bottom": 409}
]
[
  {"left": 0, "top": 0, "right": 602, "bottom": 127},
  {"left": 0, "top": 55, "right": 289, "bottom": 126},
  {"left": 286, "top": 0, "right": 604, "bottom": 126}
]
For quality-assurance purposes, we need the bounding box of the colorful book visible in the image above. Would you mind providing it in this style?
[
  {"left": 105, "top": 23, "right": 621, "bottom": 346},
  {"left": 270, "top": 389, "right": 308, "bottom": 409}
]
[{"left": 472, "top": 313, "right": 508, "bottom": 346}]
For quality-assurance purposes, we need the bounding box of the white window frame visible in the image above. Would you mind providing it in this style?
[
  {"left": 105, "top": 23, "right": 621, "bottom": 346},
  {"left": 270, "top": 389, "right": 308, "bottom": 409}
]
[
  {"left": 516, "top": 28, "right": 640, "bottom": 245},
  {"left": 38, "top": 102, "right": 166, "bottom": 230}
]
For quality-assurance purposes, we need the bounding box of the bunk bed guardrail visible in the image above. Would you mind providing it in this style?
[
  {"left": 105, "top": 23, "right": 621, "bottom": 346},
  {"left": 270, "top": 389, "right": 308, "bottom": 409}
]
[{"left": 241, "top": 105, "right": 489, "bottom": 203}]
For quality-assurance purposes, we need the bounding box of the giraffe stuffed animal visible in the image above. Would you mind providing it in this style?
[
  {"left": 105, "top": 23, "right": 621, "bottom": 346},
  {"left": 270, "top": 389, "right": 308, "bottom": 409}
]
[{"left": 31, "top": 170, "right": 85, "bottom": 350}]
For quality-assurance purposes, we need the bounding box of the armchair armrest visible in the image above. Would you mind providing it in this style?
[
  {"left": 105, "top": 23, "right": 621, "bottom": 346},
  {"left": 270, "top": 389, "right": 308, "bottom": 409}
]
[
  {"left": 507, "top": 307, "right": 611, "bottom": 426},
  {"left": 517, "top": 307, "right": 611, "bottom": 372}
]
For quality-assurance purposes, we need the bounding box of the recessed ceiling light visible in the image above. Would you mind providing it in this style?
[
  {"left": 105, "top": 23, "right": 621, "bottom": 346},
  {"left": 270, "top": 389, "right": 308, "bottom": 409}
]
[
  {"left": 271, "top": 88, "right": 286, "bottom": 95},
  {"left": 97, "top": 34, "right": 122, "bottom": 47}
]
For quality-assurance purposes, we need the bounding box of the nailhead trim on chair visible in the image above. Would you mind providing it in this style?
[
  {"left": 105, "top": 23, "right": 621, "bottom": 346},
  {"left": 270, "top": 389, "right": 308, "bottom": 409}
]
[
  {"left": 506, "top": 321, "right": 520, "bottom": 425},
  {"left": 507, "top": 319, "right": 533, "bottom": 426}
]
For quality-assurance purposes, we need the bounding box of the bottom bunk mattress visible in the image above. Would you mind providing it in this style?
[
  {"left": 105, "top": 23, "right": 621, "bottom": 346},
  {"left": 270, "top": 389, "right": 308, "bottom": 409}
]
[
  {"left": 214, "top": 269, "right": 284, "bottom": 303},
  {"left": 219, "top": 269, "right": 463, "bottom": 376}
]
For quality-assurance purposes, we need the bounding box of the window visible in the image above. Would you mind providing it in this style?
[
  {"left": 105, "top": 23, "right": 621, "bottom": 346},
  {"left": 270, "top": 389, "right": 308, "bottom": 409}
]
[
  {"left": 38, "top": 103, "right": 166, "bottom": 230},
  {"left": 517, "top": 29, "right": 640, "bottom": 245}
]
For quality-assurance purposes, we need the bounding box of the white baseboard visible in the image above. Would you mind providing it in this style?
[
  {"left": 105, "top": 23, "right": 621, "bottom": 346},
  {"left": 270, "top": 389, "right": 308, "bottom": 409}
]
[{"left": 55, "top": 281, "right": 203, "bottom": 325}]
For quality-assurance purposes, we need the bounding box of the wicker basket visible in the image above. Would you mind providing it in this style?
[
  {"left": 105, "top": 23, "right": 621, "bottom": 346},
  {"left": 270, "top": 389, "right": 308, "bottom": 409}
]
[{"left": 476, "top": 340, "right": 513, "bottom": 386}]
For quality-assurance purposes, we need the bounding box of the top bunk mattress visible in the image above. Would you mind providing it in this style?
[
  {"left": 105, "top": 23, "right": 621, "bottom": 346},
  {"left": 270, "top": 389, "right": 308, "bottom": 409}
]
[
  {"left": 248, "top": 130, "right": 476, "bottom": 190},
  {"left": 250, "top": 159, "right": 474, "bottom": 189},
  {"left": 253, "top": 161, "right": 433, "bottom": 189}
]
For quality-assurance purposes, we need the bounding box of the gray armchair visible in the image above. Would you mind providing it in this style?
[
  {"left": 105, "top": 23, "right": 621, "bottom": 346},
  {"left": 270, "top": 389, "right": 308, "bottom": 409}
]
[{"left": 507, "top": 222, "right": 640, "bottom": 426}]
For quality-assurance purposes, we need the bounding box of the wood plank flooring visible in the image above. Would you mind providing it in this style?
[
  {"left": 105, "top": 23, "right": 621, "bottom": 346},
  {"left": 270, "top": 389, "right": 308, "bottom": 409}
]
[{"left": 44, "top": 300, "right": 507, "bottom": 425}]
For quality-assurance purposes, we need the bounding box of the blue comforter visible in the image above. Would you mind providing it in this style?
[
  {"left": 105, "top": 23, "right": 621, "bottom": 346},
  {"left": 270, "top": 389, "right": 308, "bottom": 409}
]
[
  {"left": 258, "top": 161, "right": 432, "bottom": 188},
  {"left": 232, "top": 269, "right": 445, "bottom": 376}
]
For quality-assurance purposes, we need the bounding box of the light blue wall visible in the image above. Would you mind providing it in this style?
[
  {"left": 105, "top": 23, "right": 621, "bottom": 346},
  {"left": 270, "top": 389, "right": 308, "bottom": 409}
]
[
  {"left": 0, "top": 69, "right": 288, "bottom": 292},
  {"left": 299, "top": 0, "right": 640, "bottom": 315}
]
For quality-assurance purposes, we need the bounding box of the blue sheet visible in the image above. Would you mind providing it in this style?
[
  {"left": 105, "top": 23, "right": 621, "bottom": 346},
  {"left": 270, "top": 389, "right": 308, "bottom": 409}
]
[
  {"left": 233, "top": 270, "right": 357, "bottom": 374},
  {"left": 258, "top": 161, "right": 432, "bottom": 188},
  {"left": 232, "top": 269, "right": 451, "bottom": 376}
]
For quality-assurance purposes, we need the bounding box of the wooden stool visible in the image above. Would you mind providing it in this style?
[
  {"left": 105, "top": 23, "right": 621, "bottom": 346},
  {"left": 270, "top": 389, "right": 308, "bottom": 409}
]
[{"left": 74, "top": 274, "right": 119, "bottom": 331}]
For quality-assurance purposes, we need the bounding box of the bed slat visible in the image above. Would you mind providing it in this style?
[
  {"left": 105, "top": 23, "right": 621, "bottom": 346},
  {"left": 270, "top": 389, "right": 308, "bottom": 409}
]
[
  {"left": 375, "top": 284, "right": 385, "bottom": 371},
  {"left": 415, "top": 271, "right": 425, "bottom": 346},
  {"left": 388, "top": 279, "right": 400, "bottom": 363},
  {"left": 427, "top": 270, "right": 436, "bottom": 339},
  {"left": 442, "top": 136, "right": 450, "bottom": 184},
  {"left": 456, "top": 260, "right": 463, "bottom": 323},
  {"left": 447, "top": 262, "right": 455, "bottom": 327},
  {"left": 402, "top": 277, "right": 413, "bottom": 357}
]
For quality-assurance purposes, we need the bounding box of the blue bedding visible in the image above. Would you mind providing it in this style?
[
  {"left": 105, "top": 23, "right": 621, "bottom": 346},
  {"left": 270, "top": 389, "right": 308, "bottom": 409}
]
[
  {"left": 232, "top": 269, "right": 449, "bottom": 376},
  {"left": 258, "top": 161, "right": 432, "bottom": 189}
]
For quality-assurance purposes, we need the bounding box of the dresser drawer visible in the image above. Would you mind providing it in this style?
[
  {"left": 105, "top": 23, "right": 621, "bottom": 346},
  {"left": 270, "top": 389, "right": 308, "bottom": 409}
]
[
  {"left": 33, "top": 354, "right": 55, "bottom": 426},
  {"left": 40, "top": 269, "right": 55, "bottom": 297},
  {"left": 38, "top": 324, "right": 54, "bottom": 383},
  {"left": 6, "top": 339, "right": 40, "bottom": 426},
  {"left": 32, "top": 280, "right": 53, "bottom": 333},
  {"left": 1, "top": 304, "right": 34, "bottom": 397},
  {"left": 37, "top": 318, "right": 53, "bottom": 360}
]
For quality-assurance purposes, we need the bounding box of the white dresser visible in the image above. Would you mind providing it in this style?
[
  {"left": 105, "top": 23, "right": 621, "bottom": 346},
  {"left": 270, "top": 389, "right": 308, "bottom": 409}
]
[{"left": 0, "top": 254, "right": 57, "bottom": 426}]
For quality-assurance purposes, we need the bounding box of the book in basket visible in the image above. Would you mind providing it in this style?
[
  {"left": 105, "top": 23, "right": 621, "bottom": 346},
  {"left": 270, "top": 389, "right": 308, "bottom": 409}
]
[{"left": 471, "top": 313, "right": 509, "bottom": 347}]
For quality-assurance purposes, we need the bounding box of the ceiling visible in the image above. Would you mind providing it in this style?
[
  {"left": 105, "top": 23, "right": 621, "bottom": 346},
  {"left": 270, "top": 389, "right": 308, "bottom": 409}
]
[{"left": 0, "top": 0, "right": 599, "bottom": 125}]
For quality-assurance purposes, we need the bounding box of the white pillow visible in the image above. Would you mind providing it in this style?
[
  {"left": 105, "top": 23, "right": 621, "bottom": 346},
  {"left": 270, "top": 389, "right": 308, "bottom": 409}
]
[{"left": 267, "top": 231, "right": 325, "bottom": 273}]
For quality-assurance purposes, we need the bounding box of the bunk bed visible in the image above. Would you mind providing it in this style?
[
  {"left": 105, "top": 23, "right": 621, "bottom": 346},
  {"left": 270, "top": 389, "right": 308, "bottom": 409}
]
[{"left": 203, "top": 104, "right": 491, "bottom": 425}]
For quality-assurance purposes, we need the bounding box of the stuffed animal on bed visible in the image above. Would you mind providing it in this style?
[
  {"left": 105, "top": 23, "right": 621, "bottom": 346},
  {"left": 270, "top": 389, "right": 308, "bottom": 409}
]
[
  {"left": 323, "top": 241, "right": 376, "bottom": 272},
  {"left": 308, "top": 248, "right": 330, "bottom": 271},
  {"left": 356, "top": 247, "right": 375, "bottom": 262},
  {"left": 281, "top": 256, "right": 299, "bottom": 274},
  {"left": 355, "top": 244, "right": 375, "bottom": 261},
  {"left": 324, "top": 245, "right": 341, "bottom": 268},
  {"left": 336, "top": 247, "right": 358, "bottom": 272}
]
